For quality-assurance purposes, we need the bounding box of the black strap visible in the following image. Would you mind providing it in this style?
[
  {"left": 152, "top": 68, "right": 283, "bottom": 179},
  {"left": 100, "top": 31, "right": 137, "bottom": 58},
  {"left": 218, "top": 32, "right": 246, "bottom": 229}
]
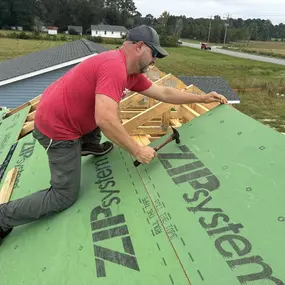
[{"left": 0, "top": 142, "right": 18, "bottom": 183}]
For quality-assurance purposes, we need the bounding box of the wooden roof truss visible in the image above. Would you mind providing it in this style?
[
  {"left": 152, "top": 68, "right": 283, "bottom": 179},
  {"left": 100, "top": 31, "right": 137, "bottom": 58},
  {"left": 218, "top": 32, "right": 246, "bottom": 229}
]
[{"left": 4, "top": 66, "right": 220, "bottom": 145}]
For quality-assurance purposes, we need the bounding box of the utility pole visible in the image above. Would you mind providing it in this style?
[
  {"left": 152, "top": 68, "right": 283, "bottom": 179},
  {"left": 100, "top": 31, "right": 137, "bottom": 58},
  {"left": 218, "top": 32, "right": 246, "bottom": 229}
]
[
  {"left": 223, "top": 13, "right": 230, "bottom": 45},
  {"left": 207, "top": 16, "right": 212, "bottom": 43},
  {"left": 224, "top": 23, "right": 229, "bottom": 45}
]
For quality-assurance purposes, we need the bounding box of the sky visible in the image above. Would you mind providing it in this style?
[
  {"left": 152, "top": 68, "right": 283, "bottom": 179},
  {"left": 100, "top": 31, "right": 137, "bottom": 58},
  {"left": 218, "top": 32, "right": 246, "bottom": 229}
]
[{"left": 134, "top": 0, "right": 285, "bottom": 25}]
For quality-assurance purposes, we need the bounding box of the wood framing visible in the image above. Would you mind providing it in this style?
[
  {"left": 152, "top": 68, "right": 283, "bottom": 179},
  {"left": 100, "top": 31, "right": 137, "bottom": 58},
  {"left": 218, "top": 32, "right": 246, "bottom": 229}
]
[
  {"left": 5, "top": 94, "right": 41, "bottom": 118},
  {"left": 123, "top": 102, "right": 175, "bottom": 133},
  {"left": 0, "top": 168, "right": 18, "bottom": 204},
  {"left": 6, "top": 66, "right": 222, "bottom": 146}
]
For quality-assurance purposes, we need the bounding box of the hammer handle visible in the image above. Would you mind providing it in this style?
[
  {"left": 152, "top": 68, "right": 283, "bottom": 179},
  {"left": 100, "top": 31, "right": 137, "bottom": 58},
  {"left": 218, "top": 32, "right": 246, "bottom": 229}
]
[{"left": 133, "top": 147, "right": 158, "bottom": 167}]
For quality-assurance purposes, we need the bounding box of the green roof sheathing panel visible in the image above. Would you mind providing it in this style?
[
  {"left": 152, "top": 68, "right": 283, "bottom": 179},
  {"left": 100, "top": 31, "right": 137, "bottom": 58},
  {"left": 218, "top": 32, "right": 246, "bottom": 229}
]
[
  {"left": 0, "top": 107, "right": 30, "bottom": 162},
  {"left": 0, "top": 106, "right": 30, "bottom": 183},
  {"left": 0, "top": 105, "right": 285, "bottom": 285}
]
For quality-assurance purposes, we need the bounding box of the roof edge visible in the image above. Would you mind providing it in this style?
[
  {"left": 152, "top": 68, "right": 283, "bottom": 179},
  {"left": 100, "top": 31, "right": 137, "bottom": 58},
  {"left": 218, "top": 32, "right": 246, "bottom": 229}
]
[
  {"left": 0, "top": 53, "right": 97, "bottom": 88},
  {"left": 228, "top": 100, "right": 240, "bottom": 104}
]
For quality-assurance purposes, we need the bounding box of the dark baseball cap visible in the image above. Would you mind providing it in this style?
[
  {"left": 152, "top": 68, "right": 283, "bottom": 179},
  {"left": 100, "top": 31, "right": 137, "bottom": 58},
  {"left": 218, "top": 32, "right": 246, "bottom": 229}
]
[{"left": 126, "top": 25, "right": 168, "bottom": 58}]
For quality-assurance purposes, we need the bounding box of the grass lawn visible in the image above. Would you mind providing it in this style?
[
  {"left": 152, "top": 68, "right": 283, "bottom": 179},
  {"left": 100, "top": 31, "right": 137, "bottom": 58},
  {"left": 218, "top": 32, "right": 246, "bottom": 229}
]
[
  {"left": 103, "top": 43, "right": 285, "bottom": 133},
  {"left": 225, "top": 40, "right": 285, "bottom": 59},
  {"left": 229, "top": 40, "right": 285, "bottom": 50},
  {"left": 2, "top": 39, "right": 285, "bottom": 133},
  {"left": 0, "top": 38, "right": 66, "bottom": 61}
]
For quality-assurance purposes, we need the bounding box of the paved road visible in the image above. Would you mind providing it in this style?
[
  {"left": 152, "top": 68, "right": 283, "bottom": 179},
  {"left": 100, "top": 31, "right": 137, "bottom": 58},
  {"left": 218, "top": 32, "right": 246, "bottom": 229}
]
[{"left": 181, "top": 42, "right": 285, "bottom": 66}]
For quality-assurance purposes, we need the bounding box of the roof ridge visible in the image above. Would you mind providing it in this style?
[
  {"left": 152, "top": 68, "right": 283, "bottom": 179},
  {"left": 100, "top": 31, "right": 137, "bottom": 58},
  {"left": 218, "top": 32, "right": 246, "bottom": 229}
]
[{"left": 81, "top": 39, "right": 98, "bottom": 54}]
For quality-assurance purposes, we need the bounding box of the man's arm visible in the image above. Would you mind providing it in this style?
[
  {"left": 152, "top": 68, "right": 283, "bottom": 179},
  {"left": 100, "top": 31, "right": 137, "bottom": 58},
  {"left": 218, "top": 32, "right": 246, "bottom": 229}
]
[
  {"left": 140, "top": 83, "right": 228, "bottom": 104},
  {"left": 95, "top": 94, "right": 156, "bottom": 163}
]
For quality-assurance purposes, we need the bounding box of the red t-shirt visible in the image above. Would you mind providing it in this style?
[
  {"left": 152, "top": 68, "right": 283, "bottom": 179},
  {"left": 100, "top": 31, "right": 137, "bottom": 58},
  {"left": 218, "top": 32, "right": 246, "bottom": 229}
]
[{"left": 34, "top": 49, "right": 152, "bottom": 140}]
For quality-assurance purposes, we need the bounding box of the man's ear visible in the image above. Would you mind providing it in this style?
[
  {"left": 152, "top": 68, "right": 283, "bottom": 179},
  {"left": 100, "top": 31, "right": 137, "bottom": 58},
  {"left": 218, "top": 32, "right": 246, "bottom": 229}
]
[{"left": 137, "top": 41, "right": 144, "bottom": 49}]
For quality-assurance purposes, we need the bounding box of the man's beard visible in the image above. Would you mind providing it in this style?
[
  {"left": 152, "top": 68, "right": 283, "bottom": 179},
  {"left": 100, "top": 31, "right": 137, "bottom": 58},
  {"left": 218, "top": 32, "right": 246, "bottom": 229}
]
[{"left": 139, "top": 59, "right": 153, "bottom": 73}]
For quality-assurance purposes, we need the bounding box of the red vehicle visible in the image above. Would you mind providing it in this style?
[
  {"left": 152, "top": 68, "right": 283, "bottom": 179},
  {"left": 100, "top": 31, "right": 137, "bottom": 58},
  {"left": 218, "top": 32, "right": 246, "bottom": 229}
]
[{"left": 201, "top": 42, "right": 211, "bottom": 50}]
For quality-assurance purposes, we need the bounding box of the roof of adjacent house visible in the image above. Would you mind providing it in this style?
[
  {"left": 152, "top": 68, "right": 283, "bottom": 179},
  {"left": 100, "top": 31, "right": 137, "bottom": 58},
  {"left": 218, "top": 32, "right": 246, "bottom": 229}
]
[
  {"left": 68, "top": 25, "right": 83, "bottom": 32},
  {"left": 91, "top": 24, "right": 128, "bottom": 33},
  {"left": 178, "top": 76, "right": 240, "bottom": 103},
  {"left": 0, "top": 39, "right": 108, "bottom": 83}
]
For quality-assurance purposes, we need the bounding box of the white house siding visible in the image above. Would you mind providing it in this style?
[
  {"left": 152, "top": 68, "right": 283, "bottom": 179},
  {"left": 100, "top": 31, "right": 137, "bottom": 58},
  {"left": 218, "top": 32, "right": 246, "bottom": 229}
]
[
  {"left": 0, "top": 64, "right": 77, "bottom": 109},
  {"left": 48, "top": 30, "right": 57, "bottom": 35},
  {"left": 91, "top": 30, "right": 124, "bottom": 38}
]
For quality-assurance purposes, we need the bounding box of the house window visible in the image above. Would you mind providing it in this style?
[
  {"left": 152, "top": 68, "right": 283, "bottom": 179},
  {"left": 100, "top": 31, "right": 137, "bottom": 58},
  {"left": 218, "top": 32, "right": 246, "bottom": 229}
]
[
  {"left": 96, "top": 31, "right": 98, "bottom": 34},
  {"left": 104, "top": 31, "right": 106, "bottom": 35},
  {"left": 112, "top": 31, "right": 113, "bottom": 34},
  {"left": 120, "top": 32, "right": 122, "bottom": 35}
]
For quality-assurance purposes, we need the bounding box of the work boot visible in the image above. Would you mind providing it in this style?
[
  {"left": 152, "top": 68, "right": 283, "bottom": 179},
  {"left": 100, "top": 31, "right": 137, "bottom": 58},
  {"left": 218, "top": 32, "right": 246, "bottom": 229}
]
[
  {"left": 81, "top": 141, "right": 113, "bottom": 157},
  {"left": 0, "top": 227, "right": 13, "bottom": 245}
]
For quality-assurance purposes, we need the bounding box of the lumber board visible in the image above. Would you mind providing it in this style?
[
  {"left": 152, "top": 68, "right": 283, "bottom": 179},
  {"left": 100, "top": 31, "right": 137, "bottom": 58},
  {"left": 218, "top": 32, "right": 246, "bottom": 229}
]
[
  {"left": 161, "top": 110, "right": 171, "bottom": 130},
  {"left": 26, "top": 110, "right": 36, "bottom": 121},
  {"left": 132, "top": 135, "right": 151, "bottom": 146},
  {"left": 179, "top": 105, "right": 200, "bottom": 121},
  {"left": 148, "top": 136, "right": 161, "bottom": 142},
  {"left": 192, "top": 103, "right": 209, "bottom": 115},
  {"left": 20, "top": 121, "right": 34, "bottom": 137},
  {"left": 170, "top": 119, "right": 182, "bottom": 127},
  {"left": 120, "top": 110, "right": 143, "bottom": 119},
  {"left": 131, "top": 126, "right": 171, "bottom": 135},
  {"left": 30, "top": 101, "right": 39, "bottom": 112},
  {"left": 123, "top": 102, "right": 174, "bottom": 133},
  {"left": 148, "top": 98, "right": 156, "bottom": 108},
  {"left": 121, "top": 110, "right": 180, "bottom": 120},
  {"left": 5, "top": 102, "right": 30, "bottom": 117},
  {"left": 4, "top": 95, "right": 41, "bottom": 117},
  {"left": 142, "top": 120, "right": 162, "bottom": 127},
  {"left": 0, "top": 168, "right": 18, "bottom": 204},
  {"left": 119, "top": 74, "right": 172, "bottom": 109}
]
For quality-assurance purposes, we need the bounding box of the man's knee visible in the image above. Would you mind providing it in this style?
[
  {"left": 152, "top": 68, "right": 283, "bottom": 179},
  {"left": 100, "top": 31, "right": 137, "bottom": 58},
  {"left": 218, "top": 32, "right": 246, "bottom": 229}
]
[
  {"left": 57, "top": 195, "right": 78, "bottom": 212},
  {"left": 53, "top": 189, "right": 79, "bottom": 213}
]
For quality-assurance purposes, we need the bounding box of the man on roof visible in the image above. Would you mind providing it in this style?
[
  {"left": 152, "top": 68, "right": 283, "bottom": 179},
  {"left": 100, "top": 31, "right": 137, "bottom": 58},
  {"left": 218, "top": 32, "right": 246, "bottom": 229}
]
[{"left": 0, "top": 25, "right": 227, "bottom": 244}]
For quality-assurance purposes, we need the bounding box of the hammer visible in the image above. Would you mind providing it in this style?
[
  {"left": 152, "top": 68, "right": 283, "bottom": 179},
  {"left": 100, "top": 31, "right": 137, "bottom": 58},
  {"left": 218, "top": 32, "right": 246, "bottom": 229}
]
[{"left": 133, "top": 127, "right": 180, "bottom": 167}]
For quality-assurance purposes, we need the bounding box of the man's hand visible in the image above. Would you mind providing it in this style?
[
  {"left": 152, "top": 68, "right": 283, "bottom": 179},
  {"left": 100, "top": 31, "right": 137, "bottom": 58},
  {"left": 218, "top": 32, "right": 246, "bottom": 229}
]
[
  {"left": 134, "top": 146, "right": 157, "bottom": 164},
  {"left": 141, "top": 84, "right": 228, "bottom": 105},
  {"left": 202, "top": 92, "right": 228, "bottom": 104}
]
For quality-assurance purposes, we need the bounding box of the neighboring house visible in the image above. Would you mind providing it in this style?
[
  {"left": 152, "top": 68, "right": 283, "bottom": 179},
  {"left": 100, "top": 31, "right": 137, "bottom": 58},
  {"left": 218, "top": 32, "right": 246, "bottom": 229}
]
[
  {"left": 68, "top": 25, "right": 83, "bottom": 35},
  {"left": 11, "top": 26, "right": 23, "bottom": 31},
  {"left": 178, "top": 76, "right": 240, "bottom": 104},
  {"left": 91, "top": 24, "right": 128, "bottom": 38},
  {"left": 0, "top": 39, "right": 108, "bottom": 109},
  {"left": 48, "top": 26, "right": 58, "bottom": 35},
  {"left": 40, "top": 26, "right": 48, "bottom": 33}
]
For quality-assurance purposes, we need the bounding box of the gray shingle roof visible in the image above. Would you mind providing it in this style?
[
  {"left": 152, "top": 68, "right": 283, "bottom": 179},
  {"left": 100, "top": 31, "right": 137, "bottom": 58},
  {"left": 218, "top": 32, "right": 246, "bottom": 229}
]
[
  {"left": 178, "top": 76, "right": 240, "bottom": 102},
  {"left": 0, "top": 39, "right": 108, "bottom": 82},
  {"left": 91, "top": 25, "right": 128, "bottom": 33},
  {"left": 68, "top": 26, "right": 83, "bottom": 33}
]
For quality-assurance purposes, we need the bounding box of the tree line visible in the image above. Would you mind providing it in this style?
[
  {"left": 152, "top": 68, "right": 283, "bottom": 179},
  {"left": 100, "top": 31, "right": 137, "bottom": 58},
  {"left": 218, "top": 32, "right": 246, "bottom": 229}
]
[{"left": 1, "top": 0, "right": 285, "bottom": 43}]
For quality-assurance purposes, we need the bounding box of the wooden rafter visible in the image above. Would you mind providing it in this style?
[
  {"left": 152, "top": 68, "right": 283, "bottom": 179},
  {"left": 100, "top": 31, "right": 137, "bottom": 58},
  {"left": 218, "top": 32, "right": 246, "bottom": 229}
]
[
  {"left": 131, "top": 126, "right": 172, "bottom": 135},
  {"left": 4, "top": 66, "right": 221, "bottom": 146},
  {"left": 5, "top": 94, "right": 41, "bottom": 118},
  {"left": 123, "top": 102, "right": 174, "bottom": 133},
  {"left": 179, "top": 105, "right": 200, "bottom": 121},
  {"left": 119, "top": 74, "right": 173, "bottom": 109},
  {"left": 132, "top": 135, "right": 151, "bottom": 146}
]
